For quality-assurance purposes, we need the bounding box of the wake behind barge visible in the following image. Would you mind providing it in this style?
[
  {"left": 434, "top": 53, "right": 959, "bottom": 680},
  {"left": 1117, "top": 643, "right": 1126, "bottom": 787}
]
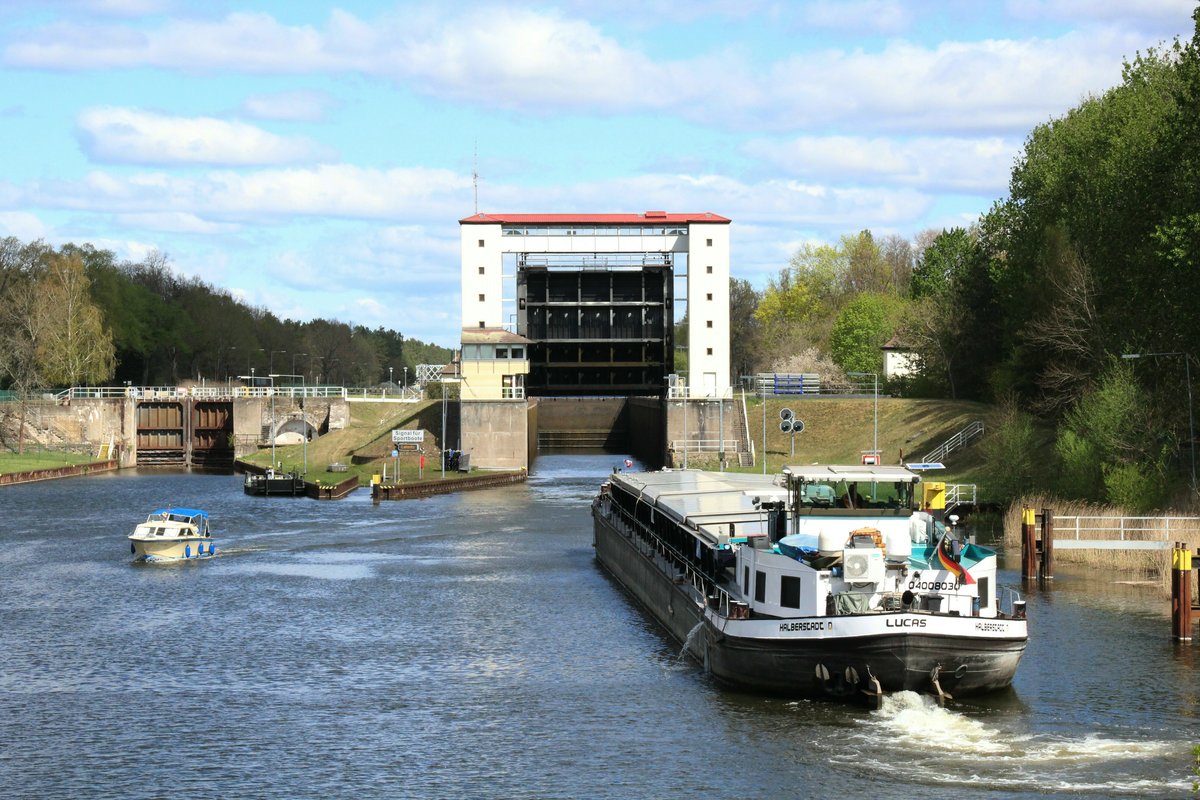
[{"left": 592, "top": 465, "right": 1028, "bottom": 705}]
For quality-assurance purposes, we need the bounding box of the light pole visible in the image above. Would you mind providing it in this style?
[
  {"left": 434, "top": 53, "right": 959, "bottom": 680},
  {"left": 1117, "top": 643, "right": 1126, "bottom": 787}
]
[
  {"left": 1122, "top": 352, "right": 1196, "bottom": 493},
  {"left": 292, "top": 352, "right": 307, "bottom": 379},
  {"left": 269, "top": 349, "right": 286, "bottom": 375},
  {"left": 848, "top": 371, "right": 879, "bottom": 466}
]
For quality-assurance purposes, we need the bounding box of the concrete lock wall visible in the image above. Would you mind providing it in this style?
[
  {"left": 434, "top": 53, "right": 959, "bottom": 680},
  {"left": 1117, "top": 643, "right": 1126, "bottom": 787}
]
[
  {"left": 250, "top": 397, "right": 346, "bottom": 444},
  {"left": 460, "top": 400, "right": 529, "bottom": 470},
  {"left": 628, "top": 398, "right": 667, "bottom": 467},
  {"left": 665, "top": 398, "right": 733, "bottom": 466},
  {"left": 526, "top": 399, "right": 539, "bottom": 470},
  {"left": 1, "top": 396, "right": 349, "bottom": 466},
  {"left": 1, "top": 398, "right": 129, "bottom": 461}
]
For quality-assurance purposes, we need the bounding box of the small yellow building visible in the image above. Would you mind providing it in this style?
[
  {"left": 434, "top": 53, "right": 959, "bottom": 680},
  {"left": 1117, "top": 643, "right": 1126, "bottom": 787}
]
[{"left": 459, "top": 328, "right": 530, "bottom": 401}]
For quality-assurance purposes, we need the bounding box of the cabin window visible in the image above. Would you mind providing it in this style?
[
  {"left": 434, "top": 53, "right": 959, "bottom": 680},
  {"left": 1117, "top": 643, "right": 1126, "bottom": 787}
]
[
  {"left": 706, "top": 238, "right": 713, "bottom": 246},
  {"left": 478, "top": 293, "right": 485, "bottom": 302},
  {"left": 743, "top": 566, "right": 750, "bottom": 596},
  {"left": 780, "top": 575, "right": 801, "bottom": 609},
  {"left": 754, "top": 570, "right": 766, "bottom": 603},
  {"left": 478, "top": 266, "right": 485, "bottom": 275},
  {"left": 496, "top": 347, "right": 508, "bottom": 359},
  {"left": 706, "top": 265, "right": 713, "bottom": 274},
  {"left": 978, "top": 576, "right": 990, "bottom": 610},
  {"left": 478, "top": 239, "right": 485, "bottom": 248}
]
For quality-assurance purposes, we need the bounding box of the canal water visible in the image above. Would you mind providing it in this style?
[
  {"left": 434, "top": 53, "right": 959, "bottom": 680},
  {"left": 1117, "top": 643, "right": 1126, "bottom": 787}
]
[{"left": 1, "top": 455, "right": 1196, "bottom": 799}]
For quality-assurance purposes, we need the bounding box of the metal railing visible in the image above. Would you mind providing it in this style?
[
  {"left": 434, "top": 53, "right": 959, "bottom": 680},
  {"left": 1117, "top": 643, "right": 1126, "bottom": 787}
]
[
  {"left": 599, "top": 495, "right": 733, "bottom": 613},
  {"left": 922, "top": 420, "right": 984, "bottom": 464},
  {"left": 738, "top": 391, "right": 755, "bottom": 467},
  {"left": 945, "top": 483, "right": 977, "bottom": 511},
  {"left": 1050, "top": 515, "right": 1200, "bottom": 550},
  {"left": 55, "top": 385, "right": 352, "bottom": 401},
  {"left": 670, "top": 438, "right": 741, "bottom": 454},
  {"left": 668, "top": 385, "right": 734, "bottom": 399},
  {"left": 50, "top": 385, "right": 433, "bottom": 402}
]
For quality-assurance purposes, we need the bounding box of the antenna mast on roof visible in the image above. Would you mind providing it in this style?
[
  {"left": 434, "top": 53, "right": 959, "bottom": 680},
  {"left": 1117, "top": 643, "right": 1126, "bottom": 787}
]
[{"left": 472, "top": 139, "right": 479, "bottom": 215}]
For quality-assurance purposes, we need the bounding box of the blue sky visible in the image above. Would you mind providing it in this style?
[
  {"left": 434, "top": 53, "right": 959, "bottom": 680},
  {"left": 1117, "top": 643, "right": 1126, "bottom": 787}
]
[{"left": 0, "top": 1, "right": 1194, "bottom": 347}]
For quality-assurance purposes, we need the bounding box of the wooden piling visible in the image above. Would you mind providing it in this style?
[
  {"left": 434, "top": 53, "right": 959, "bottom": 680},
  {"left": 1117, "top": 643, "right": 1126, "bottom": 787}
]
[
  {"left": 1040, "top": 507, "right": 1054, "bottom": 580},
  {"left": 1021, "top": 507, "right": 1038, "bottom": 582},
  {"left": 1172, "top": 542, "right": 1193, "bottom": 641}
]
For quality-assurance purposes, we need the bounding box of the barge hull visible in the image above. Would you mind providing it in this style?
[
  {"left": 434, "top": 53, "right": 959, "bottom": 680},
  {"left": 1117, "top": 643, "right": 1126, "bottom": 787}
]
[{"left": 594, "top": 509, "right": 1024, "bottom": 699}]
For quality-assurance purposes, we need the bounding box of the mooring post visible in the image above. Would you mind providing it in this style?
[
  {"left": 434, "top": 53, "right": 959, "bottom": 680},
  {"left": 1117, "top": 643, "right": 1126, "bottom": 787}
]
[
  {"left": 1171, "top": 542, "right": 1193, "bottom": 641},
  {"left": 1040, "top": 506, "right": 1054, "bottom": 580},
  {"left": 1021, "top": 507, "right": 1037, "bottom": 583}
]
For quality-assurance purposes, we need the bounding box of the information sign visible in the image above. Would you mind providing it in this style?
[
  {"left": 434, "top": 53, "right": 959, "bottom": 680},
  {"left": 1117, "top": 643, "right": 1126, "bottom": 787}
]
[{"left": 392, "top": 429, "right": 425, "bottom": 444}]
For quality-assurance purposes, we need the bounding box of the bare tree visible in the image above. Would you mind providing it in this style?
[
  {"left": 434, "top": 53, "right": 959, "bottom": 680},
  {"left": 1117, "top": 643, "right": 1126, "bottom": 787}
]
[
  {"left": 36, "top": 252, "right": 116, "bottom": 387},
  {"left": 1023, "top": 233, "right": 1102, "bottom": 413}
]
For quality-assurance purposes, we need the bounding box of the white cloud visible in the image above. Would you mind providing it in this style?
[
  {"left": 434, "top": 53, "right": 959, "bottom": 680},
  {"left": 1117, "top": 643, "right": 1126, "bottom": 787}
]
[
  {"left": 76, "top": 107, "right": 330, "bottom": 166},
  {"left": 743, "top": 134, "right": 1022, "bottom": 193},
  {"left": 241, "top": 89, "right": 336, "bottom": 122},
  {"left": 10, "top": 8, "right": 1189, "bottom": 134},
  {"left": 0, "top": 210, "right": 48, "bottom": 239},
  {"left": 799, "top": 0, "right": 914, "bottom": 34},
  {"left": 115, "top": 211, "right": 240, "bottom": 234},
  {"left": 27, "top": 164, "right": 468, "bottom": 224},
  {"left": 761, "top": 33, "right": 1137, "bottom": 133},
  {"left": 23, "top": 164, "right": 932, "bottom": 235},
  {"left": 1006, "top": 0, "right": 1195, "bottom": 29}
]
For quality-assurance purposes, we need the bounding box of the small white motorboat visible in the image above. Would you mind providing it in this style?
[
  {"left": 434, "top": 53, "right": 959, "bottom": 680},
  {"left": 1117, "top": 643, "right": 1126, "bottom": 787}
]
[{"left": 128, "top": 508, "right": 216, "bottom": 561}]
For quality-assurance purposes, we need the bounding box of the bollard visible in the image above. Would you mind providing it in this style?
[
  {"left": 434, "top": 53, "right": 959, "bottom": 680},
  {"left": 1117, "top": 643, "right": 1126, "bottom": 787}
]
[
  {"left": 1021, "top": 507, "right": 1038, "bottom": 583},
  {"left": 1040, "top": 507, "right": 1054, "bottom": 580},
  {"left": 1171, "top": 542, "right": 1193, "bottom": 641}
]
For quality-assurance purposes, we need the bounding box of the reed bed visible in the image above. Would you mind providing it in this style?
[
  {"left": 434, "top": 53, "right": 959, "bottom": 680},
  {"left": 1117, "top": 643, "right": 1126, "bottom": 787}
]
[{"left": 1003, "top": 495, "right": 1200, "bottom": 594}]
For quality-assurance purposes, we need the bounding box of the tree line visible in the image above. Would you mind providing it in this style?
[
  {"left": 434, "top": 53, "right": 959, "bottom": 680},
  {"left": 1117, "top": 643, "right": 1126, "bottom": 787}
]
[{"left": 0, "top": 239, "right": 452, "bottom": 392}]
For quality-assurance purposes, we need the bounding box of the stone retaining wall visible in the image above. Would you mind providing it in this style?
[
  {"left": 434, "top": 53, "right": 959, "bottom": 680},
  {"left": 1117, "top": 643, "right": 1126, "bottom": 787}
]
[{"left": 0, "top": 460, "right": 119, "bottom": 486}]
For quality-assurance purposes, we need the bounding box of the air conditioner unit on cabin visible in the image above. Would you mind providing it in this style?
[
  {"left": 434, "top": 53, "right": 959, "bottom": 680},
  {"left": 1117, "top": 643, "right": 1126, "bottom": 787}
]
[{"left": 842, "top": 548, "right": 885, "bottom": 584}]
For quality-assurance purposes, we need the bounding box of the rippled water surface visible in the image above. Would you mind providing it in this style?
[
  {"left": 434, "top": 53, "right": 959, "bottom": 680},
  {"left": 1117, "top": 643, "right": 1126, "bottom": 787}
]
[{"left": 1, "top": 457, "right": 1197, "bottom": 798}]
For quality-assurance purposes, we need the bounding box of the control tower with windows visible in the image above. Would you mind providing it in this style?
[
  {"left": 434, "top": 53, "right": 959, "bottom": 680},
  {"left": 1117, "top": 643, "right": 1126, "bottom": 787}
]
[{"left": 459, "top": 211, "right": 731, "bottom": 398}]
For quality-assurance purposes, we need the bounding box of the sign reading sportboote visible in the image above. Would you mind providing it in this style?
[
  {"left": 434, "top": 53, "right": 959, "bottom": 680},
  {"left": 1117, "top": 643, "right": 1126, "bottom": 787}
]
[{"left": 391, "top": 429, "right": 425, "bottom": 444}]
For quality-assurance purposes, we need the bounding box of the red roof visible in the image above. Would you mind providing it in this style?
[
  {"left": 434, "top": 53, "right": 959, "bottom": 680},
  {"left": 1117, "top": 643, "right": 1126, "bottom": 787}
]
[{"left": 460, "top": 212, "right": 730, "bottom": 225}]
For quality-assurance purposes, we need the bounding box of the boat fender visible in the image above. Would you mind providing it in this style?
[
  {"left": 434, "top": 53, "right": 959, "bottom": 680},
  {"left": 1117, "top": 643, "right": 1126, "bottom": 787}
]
[
  {"left": 815, "top": 663, "right": 830, "bottom": 683},
  {"left": 185, "top": 543, "right": 191, "bottom": 559},
  {"left": 901, "top": 590, "right": 916, "bottom": 609},
  {"left": 210, "top": 543, "right": 216, "bottom": 556},
  {"left": 130, "top": 542, "right": 135, "bottom": 555},
  {"left": 845, "top": 666, "right": 860, "bottom": 686}
]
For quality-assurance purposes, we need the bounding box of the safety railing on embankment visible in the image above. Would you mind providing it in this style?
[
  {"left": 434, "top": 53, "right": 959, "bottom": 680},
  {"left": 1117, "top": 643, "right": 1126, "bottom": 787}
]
[
  {"left": 922, "top": 420, "right": 984, "bottom": 464},
  {"left": 49, "top": 385, "right": 423, "bottom": 402}
]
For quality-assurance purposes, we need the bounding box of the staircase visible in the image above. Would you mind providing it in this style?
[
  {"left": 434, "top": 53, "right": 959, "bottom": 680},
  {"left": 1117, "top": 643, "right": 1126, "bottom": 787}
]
[
  {"left": 734, "top": 393, "right": 754, "bottom": 467},
  {"left": 96, "top": 433, "right": 115, "bottom": 460},
  {"left": 922, "top": 420, "right": 984, "bottom": 464}
]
